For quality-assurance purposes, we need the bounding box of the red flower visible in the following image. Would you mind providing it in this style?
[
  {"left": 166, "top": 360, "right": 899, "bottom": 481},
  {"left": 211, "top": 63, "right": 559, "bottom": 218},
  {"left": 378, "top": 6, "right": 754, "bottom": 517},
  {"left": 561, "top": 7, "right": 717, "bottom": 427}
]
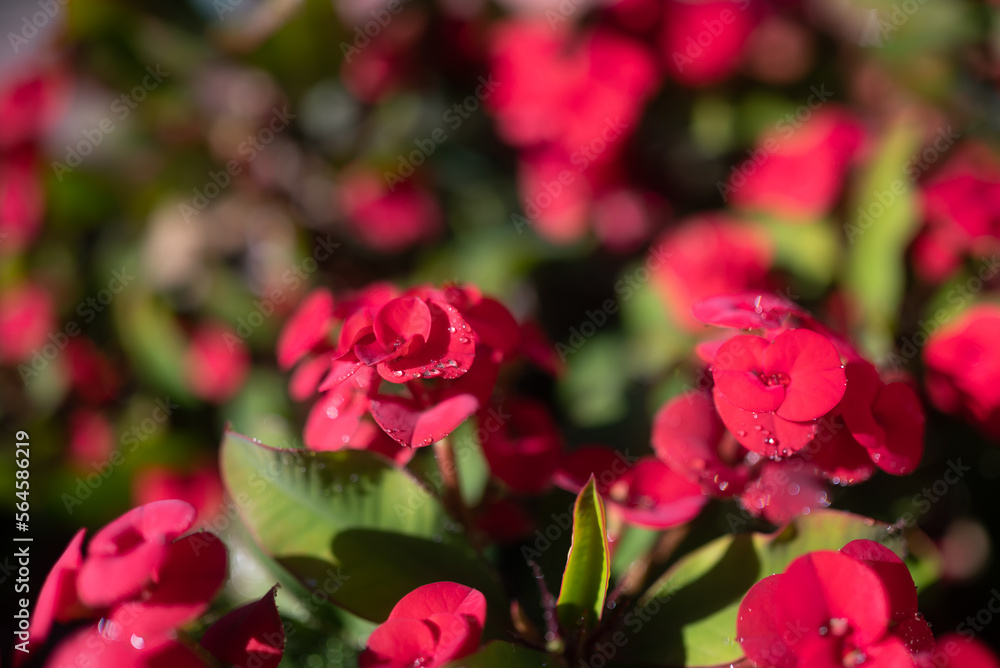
[
  {"left": 184, "top": 322, "right": 250, "bottom": 403},
  {"left": 555, "top": 446, "right": 707, "bottom": 528},
  {"left": 0, "top": 281, "right": 55, "bottom": 365},
  {"left": 911, "top": 143, "right": 1000, "bottom": 282},
  {"left": 480, "top": 400, "right": 563, "bottom": 494},
  {"left": 282, "top": 283, "right": 530, "bottom": 450},
  {"left": 338, "top": 169, "right": 442, "bottom": 253},
  {"left": 727, "top": 109, "right": 864, "bottom": 220},
  {"left": 132, "top": 465, "right": 226, "bottom": 529},
  {"left": 662, "top": 0, "right": 756, "bottom": 87},
  {"left": 650, "top": 214, "right": 773, "bottom": 330},
  {"left": 26, "top": 500, "right": 228, "bottom": 663},
  {"left": 651, "top": 391, "right": 750, "bottom": 496},
  {"left": 711, "top": 329, "right": 847, "bottom": 454},
  {"left": 737, "top": 540, "right": 930, "bottom": 668},
  {"left": 360, "top": 582, "right": 487, "bottom": 668},
  {"left": 924, "top": 304, "right": 1000, "bottom": 439}
]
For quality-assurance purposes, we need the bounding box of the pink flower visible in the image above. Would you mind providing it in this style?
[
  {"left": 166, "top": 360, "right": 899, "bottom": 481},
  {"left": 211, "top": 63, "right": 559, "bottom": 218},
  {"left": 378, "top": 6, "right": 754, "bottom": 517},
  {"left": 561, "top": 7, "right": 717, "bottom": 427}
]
[
  {"left": 184, "top": 322, "right": 250, "bottom": 403},
  {"left": 0, "top": 281, "right": 55, "bottom": 364},
  {"left": 338, "top": 169, "right": 442, "bottom": 253},
  {"left": 360, "top": 582, "right": 487, "bottom": 668}
]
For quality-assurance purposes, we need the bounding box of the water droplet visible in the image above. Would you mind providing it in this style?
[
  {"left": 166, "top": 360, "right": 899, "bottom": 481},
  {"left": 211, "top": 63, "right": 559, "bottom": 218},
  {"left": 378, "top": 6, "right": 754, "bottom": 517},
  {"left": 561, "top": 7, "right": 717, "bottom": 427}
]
[
  {"left": 326, "top": 406, "right": 340, "bottom": 419},
  {"left": 737, "top": 430, "right": 747, "bottom": 437},
  {"left": 788, "top": 483, "right": 800, "bottom": 496},
  {"left": 458, "top": 337, "right": 470, "bottom": 344},
  {"left": 393, "top": 370, "right": 404, "bottom": 377},
  {"left": 130, "top": 634, "right": 145, "bottom": 649}
]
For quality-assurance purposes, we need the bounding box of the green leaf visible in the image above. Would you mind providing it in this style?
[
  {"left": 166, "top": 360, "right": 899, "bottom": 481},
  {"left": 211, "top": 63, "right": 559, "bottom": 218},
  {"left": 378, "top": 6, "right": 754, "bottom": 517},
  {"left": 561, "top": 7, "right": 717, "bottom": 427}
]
[
  {"left": 844, "top": 121, "right": 922, "bottom": 359},
  {"left": 444, "top": 642, "right": 562, "bottom": 668},
  {"left": 621, "top": 509, "right": 931, "bottom": 666},
  {"left": 556, "top": 477, "right": 610, "bottom": 637},
  {"left": 220, "top": 430, "right": 503, "bottom": 625}
]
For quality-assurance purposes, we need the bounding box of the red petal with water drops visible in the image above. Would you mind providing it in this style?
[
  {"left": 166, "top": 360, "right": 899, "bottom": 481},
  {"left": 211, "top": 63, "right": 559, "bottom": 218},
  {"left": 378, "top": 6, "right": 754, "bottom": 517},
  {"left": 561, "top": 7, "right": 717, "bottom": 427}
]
[
  {"left": 737, "top": 574, "right": 797, "bottom": 668},
  {"left": 807, "top": 418, "right": 876, "bottom": 485},
  {"left": 359, "top": 618, "right": 439, "bottom": 668},
  {"left": 861, "top": 636, "right": 922, "bottom": 668},
  {"left": 652, "top": 391, "right": 749, "bottom": 495},
  {"left": 740, "top": 461, "right": 829, "bottom": 524},
  {"left": 712, "top": 335, "right": 785, "bottom": 413},
  {"left": 713, "top": 387, "right": 817, "bottom": 456},
  {"left": 276, "top": 289, "right": 335, "bottom": 369},
  {"left": 763, "top": 329, "right": 846, "bottom": 422},
  {"left": 334, "top": 310, "right": 374, "bottom": 358},
  {"left": 44, "top": 626, "right": 206, "bottom": 668},
  {"left": 378, "top": 300, "right": 476, "bottom": 383},
  {"left": 840, "top": 539, "right": 918, "bottom": 622},
  {"left": 869, "top": 382, "right": 924, "bottom": 476},
  {"left": 303, "top": 388, "right": 367, "bottom": 451},
  {"left": 202, "top": 585, "right": 284, "bottom": 668},
  {"left": 775, "top": 551, "right": 890, "bottom": 650},
  {"left": 611, "top": 458, "right": 707, "bottom": 529},
  {"left": 23, "top": 529, "right": 86, "bottom": 656},
  {"left": 374, "top": 296, "right": 433, "bottom": 350},
  {"left": 892, "top": 614, "right": 935, "bottom": 654},
  {"left": 370, "top": 393, "right": 479, "bottom": 448},
  {"left": 77, "top": 500, "right": 197, "bottom": 607},
  {"left": 111, "top": 531, "right": 228, "bottom": 638}
]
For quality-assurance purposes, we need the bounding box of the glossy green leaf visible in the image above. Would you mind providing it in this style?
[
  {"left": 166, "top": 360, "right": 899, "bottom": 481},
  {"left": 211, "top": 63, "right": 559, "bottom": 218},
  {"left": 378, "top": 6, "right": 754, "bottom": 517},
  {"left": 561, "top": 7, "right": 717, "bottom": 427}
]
[
  {"left": 844, "top": 121, "right": 922, "bottom": 359},
  {"left": 220, "top": 430, "right": 503, "bottom": 624},
  {"left": 556, "top": 477, "right": 610, "bottom": 637},
  {"left": 621, "top": 509, "right": 932, "bottom": 666}
]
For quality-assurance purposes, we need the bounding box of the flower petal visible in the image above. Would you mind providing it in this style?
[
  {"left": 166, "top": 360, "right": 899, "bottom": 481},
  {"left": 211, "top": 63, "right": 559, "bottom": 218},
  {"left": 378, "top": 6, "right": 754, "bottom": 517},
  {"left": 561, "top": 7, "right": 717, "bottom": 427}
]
[
  {"left": 764, "top": 329, "right": 846, "bottom": 422},
  {"left": 276, "top": 288, "right": 335, "bottom": 369},
  {"left": 202, "top": 585, "right": 284, "bottom": 668},
  {"left": 869, "top": 382, "right": 924, "bottom": 476},
  {"left": 388, "top": 582, "right": 487, "bottom": 631},
  {"left": 737, "top": 574, "right": 797, "bottom": 668},
  {"left": 360, "top": 618, "right": 439, "bottom": 668},
  {"left": 712, "top": 335, "right": 786, "bottom": 413},
  {"left": 713, "top": 387, "right": 817, "bottom": 456},
  {"left": 840, "top": 539, "right": 918, "bottom": 622},
  {"left": 370, "top": 393, "right": 479, "bottom": 448}
]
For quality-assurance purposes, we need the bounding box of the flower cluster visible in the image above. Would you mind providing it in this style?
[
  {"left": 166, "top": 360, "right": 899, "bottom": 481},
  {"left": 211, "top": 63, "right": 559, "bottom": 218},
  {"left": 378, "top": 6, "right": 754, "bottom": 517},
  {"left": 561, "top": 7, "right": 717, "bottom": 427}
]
[
  {"left": 24, "top": 500, "right": 283, "bottom": 668},
  {"left": 279, "top": 283, "right": 543, "bottom": 451},
  {"left": 651, "top": 293, "right": 925, "bottom": 523}
]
